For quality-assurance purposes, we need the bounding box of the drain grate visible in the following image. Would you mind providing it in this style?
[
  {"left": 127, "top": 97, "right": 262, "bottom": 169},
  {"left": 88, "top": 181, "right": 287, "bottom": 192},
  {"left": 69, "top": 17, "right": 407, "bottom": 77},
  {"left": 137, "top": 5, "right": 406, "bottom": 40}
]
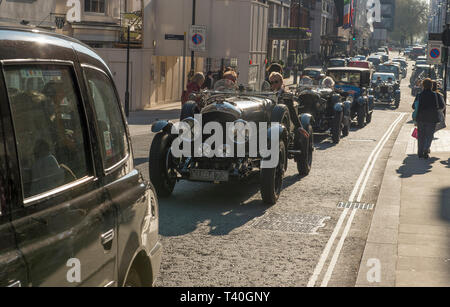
[
  {"left": 337, "top": 201, "right": 375, "bottom": 211},
  {"left": 251, "top": 212, "right": 330, "bottom": 234}
]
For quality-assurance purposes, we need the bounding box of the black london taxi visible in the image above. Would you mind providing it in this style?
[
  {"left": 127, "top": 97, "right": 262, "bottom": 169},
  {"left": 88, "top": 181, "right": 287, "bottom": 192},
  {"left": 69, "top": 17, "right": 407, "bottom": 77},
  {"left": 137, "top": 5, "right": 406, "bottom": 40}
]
[{"left": 0, "top": 26, "right": 161, "bottom": 287}]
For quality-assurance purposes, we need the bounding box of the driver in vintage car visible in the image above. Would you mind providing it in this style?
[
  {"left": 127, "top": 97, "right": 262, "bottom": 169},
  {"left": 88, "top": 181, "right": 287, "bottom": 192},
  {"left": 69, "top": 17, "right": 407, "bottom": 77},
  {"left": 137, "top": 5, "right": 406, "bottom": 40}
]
[{"left": 269, "top": 72, "right": 309, "bottom": 138}]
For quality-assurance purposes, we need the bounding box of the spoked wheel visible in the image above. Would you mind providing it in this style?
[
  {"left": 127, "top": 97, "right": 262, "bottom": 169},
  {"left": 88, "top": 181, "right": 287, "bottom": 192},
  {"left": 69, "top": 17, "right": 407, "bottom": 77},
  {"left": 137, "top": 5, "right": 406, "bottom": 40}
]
[
  {"left": 260, "top": 140, "right": 287, "bottom": 205},
  {"left": 331, "top": 111, "right": 343, "bottom": 144},
  {"left": 357, "top": 105, "right": 366, "bottom": 128},
  {"left": 297, "top": 124, "right": 313, "bottom": 176},
  {"left": 366, "top": 102, "right": 372, "bottom": 124},
  {"left": 342, "top": 117, "right": 350, "bottom": 137},
  {"left": 149, "top": 133, "right": 177, "bottom": 198}
]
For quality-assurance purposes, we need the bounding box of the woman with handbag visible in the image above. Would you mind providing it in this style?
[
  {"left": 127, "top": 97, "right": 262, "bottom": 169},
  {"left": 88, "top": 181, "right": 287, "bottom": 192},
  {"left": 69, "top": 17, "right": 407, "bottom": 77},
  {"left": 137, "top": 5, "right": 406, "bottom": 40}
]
[{"left": 412, "top": 78, "right": 446, "bottom": 159}]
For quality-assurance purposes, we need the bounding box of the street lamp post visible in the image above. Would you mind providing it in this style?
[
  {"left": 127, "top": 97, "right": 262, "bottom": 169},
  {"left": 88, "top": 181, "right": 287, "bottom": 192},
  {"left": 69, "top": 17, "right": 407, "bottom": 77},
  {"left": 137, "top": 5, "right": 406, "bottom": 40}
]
[
  {"left": 190, "top": 0, "right": 196, "bottom": 72},
  {"left": 125, "top": 25, "right": 131, "bottom": 118},
  {"left": 294, "top": 0, "right": 303, "bottom": 85},
  {"left": 444, "top": 0, "right": 449, "bottom": 104}
]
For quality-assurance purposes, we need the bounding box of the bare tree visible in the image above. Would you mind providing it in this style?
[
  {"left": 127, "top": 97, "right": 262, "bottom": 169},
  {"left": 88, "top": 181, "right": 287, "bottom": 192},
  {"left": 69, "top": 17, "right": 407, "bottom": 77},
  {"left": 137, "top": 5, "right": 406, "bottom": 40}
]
[{"left": 389, "top": 0, "right": 429, "bottom": 46}]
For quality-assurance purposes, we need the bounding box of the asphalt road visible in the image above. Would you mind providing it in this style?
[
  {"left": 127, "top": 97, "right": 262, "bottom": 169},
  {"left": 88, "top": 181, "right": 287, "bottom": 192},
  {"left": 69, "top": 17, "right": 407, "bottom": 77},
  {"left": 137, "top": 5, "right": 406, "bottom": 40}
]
[{"left": 130, "top": 54, "right": 416, "bottom": 287}]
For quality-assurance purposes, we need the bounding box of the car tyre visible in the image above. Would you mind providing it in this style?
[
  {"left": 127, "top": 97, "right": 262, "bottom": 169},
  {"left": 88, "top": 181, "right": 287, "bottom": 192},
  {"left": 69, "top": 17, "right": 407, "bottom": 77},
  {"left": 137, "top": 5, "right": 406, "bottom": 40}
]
[
  {"left": 331, "top": 111, "right": 343, "bottom": 144},
  {"left": 297, "top": 124, "right": 313, "bottom": 176},
  {"left": 149, "top": 133, "right": 176, "bottom": 198},
  {"left": 357, "top": 105, "right": 366, "bottom": 128},
  {"left": 124, "top": 267, "right": 142, "bottom": 287},
  {"left": 261, "top": 140, "right": 286, "bottom": 205}
]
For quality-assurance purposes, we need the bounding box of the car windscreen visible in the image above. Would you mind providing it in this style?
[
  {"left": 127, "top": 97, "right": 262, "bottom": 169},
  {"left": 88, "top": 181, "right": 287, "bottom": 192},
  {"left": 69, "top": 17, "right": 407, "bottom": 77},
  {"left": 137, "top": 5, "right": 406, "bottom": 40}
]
[
  {"left": 304, "top": 70, "right": 320, "bottom": 77},
  {"left": 372, "top": 74, "right": 395, "bottom": 82},
  {"left": 367, "top": 58, "right": 380, "bottom": 65},
  {"left": 377, "top": 65, "right": 398, "bottom": 75},
  {"left": 328, "top": 71, "right": 361, "bottom": 86},
  {"left": 329, "top": 60, "right": 345, "bottom": 67}
]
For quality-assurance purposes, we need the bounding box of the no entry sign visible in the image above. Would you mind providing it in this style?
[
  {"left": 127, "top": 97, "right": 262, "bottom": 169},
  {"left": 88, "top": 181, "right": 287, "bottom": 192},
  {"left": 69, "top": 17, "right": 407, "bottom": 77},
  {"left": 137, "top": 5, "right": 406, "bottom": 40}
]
[
  {"left": 189, "top": 25, "right": 207, "bottom": 52},
  {"left": 428, "top": 41, "right": 442, "bottom": 65}
]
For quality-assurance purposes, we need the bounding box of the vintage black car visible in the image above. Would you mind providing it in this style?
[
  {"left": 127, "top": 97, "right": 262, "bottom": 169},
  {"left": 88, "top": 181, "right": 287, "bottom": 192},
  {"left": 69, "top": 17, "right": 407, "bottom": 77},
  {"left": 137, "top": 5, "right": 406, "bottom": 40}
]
[
  {"left": 327, "top": 67, "right": 374, "bottom": 128},
  {"left": 0, "top": 26, "right": 161, "bottom": 287},
  {"left": 293, "top": 79, "right": 350, "bottom": 144},
  {"left": 371, "top": 72, "right": 401, "bottom": 108},
  {"left": 149, "top": 80, "right": 314, "bottom": 205}
]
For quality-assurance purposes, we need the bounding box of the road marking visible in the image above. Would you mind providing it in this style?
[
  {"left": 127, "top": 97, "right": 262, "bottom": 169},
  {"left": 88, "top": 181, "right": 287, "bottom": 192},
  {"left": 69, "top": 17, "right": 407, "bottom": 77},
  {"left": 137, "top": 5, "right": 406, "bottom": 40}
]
[
  {"left": 319, "top": 113, "right": 405, "bottom": 287},
  {"left": 307, "top": 113, "right": 405, "bottom": 287}
]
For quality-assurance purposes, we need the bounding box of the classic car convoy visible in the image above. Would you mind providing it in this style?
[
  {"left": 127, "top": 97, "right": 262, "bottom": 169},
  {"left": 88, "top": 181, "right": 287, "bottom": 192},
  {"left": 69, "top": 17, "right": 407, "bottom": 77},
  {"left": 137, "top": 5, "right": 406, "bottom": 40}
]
[
  {"left": 0, "top": 24, "right": 411, "bottom": 287},
  {"left": 0, "top": 27, "right": 161, "bottom": 287}
]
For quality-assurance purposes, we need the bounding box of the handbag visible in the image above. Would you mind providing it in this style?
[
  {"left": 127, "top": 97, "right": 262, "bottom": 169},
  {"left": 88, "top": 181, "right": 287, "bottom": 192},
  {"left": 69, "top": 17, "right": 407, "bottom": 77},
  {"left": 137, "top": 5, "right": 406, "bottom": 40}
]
[
  {"left": 412, "top": 127, "right": 418, "bottom": 139},
  {"left": 435, "top": 93, "right": 447, "bottom": 131}
]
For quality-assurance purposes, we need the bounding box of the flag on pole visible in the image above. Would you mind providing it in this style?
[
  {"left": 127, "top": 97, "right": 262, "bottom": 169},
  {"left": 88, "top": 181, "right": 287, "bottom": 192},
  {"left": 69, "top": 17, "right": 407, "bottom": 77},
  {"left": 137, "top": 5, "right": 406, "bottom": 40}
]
[{"left": 343, "top": 0, "right": 354, "bottom": 29}]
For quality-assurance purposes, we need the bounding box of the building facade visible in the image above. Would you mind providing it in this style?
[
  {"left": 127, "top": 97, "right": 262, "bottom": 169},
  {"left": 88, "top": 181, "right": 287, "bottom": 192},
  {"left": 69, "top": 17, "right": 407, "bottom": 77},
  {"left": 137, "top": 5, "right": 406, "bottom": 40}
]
[
  {"left": 265, "top": 0, "right": 291, "bottom": 64},
  {"left": 0, "top": 0, "right": 269, "bottom": 110},
  {"left": 429, "top": 0, "right": 447, "bottom": 34}
]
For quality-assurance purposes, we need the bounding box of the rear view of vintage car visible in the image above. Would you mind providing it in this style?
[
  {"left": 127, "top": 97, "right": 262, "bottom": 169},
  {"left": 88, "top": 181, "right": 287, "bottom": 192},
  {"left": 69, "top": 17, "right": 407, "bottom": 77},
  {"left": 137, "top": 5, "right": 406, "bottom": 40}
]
[
  {"left": 326, "top": 67, "right": 374, "bottom": 128},
  {"left": 149, "top": 81, "right": 314, "bottom": 205},
  {"left": 294, "top": 79, "right": 350, "bottom": 144}
]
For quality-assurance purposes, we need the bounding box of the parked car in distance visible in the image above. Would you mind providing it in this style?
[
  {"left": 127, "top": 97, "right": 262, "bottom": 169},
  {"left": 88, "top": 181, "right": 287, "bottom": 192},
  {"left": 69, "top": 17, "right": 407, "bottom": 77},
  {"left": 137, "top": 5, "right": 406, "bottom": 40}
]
[
  {"left": 0, "top": 26, "right": 162, "bottom": 287},
  {"left": 392, "top": 58, "right": 408, "bottom": 77},
  {"left": 376, "top": 53, "right": 389, "bottom": 63},
  {"left": 367, "top": 55, "right": 382, "bottom": 69}
]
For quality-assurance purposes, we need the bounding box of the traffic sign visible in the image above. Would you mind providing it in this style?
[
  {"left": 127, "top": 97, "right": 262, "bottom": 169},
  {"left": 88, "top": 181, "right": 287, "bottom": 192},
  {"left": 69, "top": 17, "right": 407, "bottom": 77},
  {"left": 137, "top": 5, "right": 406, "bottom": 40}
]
[
  {"left": 189, "top": 25, "right": 207, "bottom": 52},
  {"left": 428, "top": 41, "right": 443, "bottom": 65}
]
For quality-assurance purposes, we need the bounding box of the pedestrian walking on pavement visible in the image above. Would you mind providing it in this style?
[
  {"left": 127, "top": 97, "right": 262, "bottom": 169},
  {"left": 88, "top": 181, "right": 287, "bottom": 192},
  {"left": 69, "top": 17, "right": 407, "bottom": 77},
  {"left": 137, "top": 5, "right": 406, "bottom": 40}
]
[
  {"left": 181, "top": 72, "right": 204, "bottom": 105},
  {"left": 412, "top": 78, "right": 445, "bottom": 159}
]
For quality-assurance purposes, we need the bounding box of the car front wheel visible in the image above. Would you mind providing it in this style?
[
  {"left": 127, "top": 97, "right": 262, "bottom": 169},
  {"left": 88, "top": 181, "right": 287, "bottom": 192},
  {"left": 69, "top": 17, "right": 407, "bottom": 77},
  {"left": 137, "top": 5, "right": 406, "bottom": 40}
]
[
  {"left": 260, "top": 140, "right": 286, "bottom": 205},
  {"left": 331, "top": 111, "right": 343, "bottom": 144},
  {"left": 149, "top": 133, "right": 177, "bottom": 198},
  {"left": 297, "top": 124, "right": 313, "bottom": 176},
  {"left": 357, "top": 105, "right": 366, "bottom": 128}
]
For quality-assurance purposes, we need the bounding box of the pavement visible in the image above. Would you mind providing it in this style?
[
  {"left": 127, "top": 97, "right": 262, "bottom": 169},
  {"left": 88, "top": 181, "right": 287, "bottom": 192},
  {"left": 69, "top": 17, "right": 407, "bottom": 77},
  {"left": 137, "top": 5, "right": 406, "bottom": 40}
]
[{"left": 356, "top": 113, "right": 450, "bottom": 287}]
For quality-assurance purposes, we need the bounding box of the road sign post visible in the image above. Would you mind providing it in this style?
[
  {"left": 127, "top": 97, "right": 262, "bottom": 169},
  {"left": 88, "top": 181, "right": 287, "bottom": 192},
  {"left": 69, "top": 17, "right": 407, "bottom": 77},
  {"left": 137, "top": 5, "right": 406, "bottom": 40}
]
[
  {"left": 428, "top": 41, "right": 443, "bottom": 65},
  {"left": 189, "top": 25, "right": 207, "bottom": 52}
]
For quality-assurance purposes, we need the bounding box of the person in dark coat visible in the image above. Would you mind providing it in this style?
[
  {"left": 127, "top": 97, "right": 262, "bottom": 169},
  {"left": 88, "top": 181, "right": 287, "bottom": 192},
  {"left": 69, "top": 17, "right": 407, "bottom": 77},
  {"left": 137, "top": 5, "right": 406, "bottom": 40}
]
[
  {"left": 412, "top": 78, "right": 445, "bottom": 159},
  {"left": 203, "top": 71, "right": 214, "bottom": 89}
]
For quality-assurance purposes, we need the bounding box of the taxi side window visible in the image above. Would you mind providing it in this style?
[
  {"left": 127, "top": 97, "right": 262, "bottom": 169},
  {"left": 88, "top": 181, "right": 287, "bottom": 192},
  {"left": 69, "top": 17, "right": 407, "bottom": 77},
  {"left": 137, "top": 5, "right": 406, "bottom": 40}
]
[
  {"left": 3, "top": 65, "right": 91, "bottom": 199},
  {"left": 83, "top": 68, "right": 128, "bottom": 169}
]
